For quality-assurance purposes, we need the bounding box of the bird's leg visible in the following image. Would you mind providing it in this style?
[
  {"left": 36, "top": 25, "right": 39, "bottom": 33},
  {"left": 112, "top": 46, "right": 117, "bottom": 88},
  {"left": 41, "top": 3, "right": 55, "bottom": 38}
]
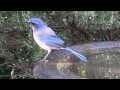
[{"left": 41, "top": 50, "right": 51, "bottom": 62}]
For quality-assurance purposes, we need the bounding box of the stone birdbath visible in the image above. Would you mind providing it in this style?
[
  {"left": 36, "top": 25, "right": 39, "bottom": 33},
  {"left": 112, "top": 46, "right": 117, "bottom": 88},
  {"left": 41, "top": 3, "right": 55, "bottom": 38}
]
[{"left": 33, "top": 41, "right": 120, "bottom": 79}]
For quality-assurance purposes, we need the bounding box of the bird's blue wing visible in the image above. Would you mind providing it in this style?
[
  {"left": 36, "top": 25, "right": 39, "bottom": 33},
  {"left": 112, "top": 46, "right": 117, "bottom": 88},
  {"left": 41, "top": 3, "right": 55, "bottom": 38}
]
[{"left": 36, "top": 35, "right": 65, "bottom": 48}]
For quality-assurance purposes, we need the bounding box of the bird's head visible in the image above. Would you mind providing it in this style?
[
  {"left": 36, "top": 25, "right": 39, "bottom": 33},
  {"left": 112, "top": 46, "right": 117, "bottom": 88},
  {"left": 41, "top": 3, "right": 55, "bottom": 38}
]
[{"left": 25, "top": 18, "right": 47, "bottom": 31}]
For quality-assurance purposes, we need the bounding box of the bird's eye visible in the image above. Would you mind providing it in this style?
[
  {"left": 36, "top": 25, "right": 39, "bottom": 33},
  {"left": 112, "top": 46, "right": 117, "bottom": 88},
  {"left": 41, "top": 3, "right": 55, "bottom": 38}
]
[{"left": 31, "top": 22, "right": 36, "bottom": 25}]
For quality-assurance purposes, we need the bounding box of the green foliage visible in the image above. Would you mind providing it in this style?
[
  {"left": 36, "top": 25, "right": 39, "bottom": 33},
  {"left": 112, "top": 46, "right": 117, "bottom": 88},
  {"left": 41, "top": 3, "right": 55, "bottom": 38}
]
[{"left": 67, "top": 11, "right": 120, "bottom": 29}]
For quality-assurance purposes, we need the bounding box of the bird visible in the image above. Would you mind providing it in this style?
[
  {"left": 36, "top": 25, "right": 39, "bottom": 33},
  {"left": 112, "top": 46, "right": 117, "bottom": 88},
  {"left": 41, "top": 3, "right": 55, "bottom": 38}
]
[{"left": 25, "top": 18, "right": 87, "bottom": 62}]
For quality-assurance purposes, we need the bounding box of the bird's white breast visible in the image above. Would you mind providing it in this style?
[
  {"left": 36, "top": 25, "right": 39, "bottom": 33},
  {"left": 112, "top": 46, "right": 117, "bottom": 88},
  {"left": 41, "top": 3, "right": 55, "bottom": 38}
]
[{"left": 33, "top": 33, "right": 51, "bottom": 51}]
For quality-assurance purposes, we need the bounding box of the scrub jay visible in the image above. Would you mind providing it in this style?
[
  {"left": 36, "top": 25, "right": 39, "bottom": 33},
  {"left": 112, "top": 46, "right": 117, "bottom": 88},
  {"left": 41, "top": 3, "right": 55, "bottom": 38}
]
[{"left": 25, "top": 18, "right": 87, "bottom": 62}]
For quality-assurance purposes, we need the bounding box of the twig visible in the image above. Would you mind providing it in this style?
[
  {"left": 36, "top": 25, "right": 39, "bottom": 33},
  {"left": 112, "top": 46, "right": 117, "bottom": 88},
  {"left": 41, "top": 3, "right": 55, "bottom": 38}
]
[
  {"left": 11, "top": 68, "right": 16, "bottom": 79},
  {"left": 0, "top": 31, "right": 23, "bottom": 44},
  {"left": 0, "top": 62, "right": 11, "bottom": 67}
]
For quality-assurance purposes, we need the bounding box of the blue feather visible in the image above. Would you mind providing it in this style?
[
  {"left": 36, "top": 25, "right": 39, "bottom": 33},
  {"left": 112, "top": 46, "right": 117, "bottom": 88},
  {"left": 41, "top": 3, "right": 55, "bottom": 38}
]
[
  {"left": 65, "top": 47, "right": 87, "bottom": 62},
  {"left": 36, "top": 35, "right": 65, "bottom": 47}
]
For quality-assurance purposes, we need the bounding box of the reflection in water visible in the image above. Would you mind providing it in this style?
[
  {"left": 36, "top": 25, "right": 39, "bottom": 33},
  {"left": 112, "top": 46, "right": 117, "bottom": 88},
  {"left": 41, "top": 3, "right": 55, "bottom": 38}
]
[{"left": 57, "top": 47, "right": 120, "bottom": 79}]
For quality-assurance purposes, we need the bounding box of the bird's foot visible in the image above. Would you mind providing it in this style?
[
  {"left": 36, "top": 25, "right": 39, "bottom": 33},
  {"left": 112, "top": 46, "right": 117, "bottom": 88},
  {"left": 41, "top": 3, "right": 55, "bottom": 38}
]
[{"left": 41, "top": 59, "right": 49, "bottom": 63}]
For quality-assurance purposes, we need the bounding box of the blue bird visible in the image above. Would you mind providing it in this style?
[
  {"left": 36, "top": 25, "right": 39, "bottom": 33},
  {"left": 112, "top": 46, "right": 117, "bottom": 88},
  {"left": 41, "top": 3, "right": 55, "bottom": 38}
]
[{"left": 25, "top": 18, "right": 87, "bottom": 62}]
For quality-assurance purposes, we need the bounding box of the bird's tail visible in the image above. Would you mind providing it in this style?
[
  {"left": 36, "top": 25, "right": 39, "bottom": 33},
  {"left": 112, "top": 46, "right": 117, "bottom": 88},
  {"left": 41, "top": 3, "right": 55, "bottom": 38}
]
[{"left": 65, "top": 47, "right": 87, "bottom": 62}]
